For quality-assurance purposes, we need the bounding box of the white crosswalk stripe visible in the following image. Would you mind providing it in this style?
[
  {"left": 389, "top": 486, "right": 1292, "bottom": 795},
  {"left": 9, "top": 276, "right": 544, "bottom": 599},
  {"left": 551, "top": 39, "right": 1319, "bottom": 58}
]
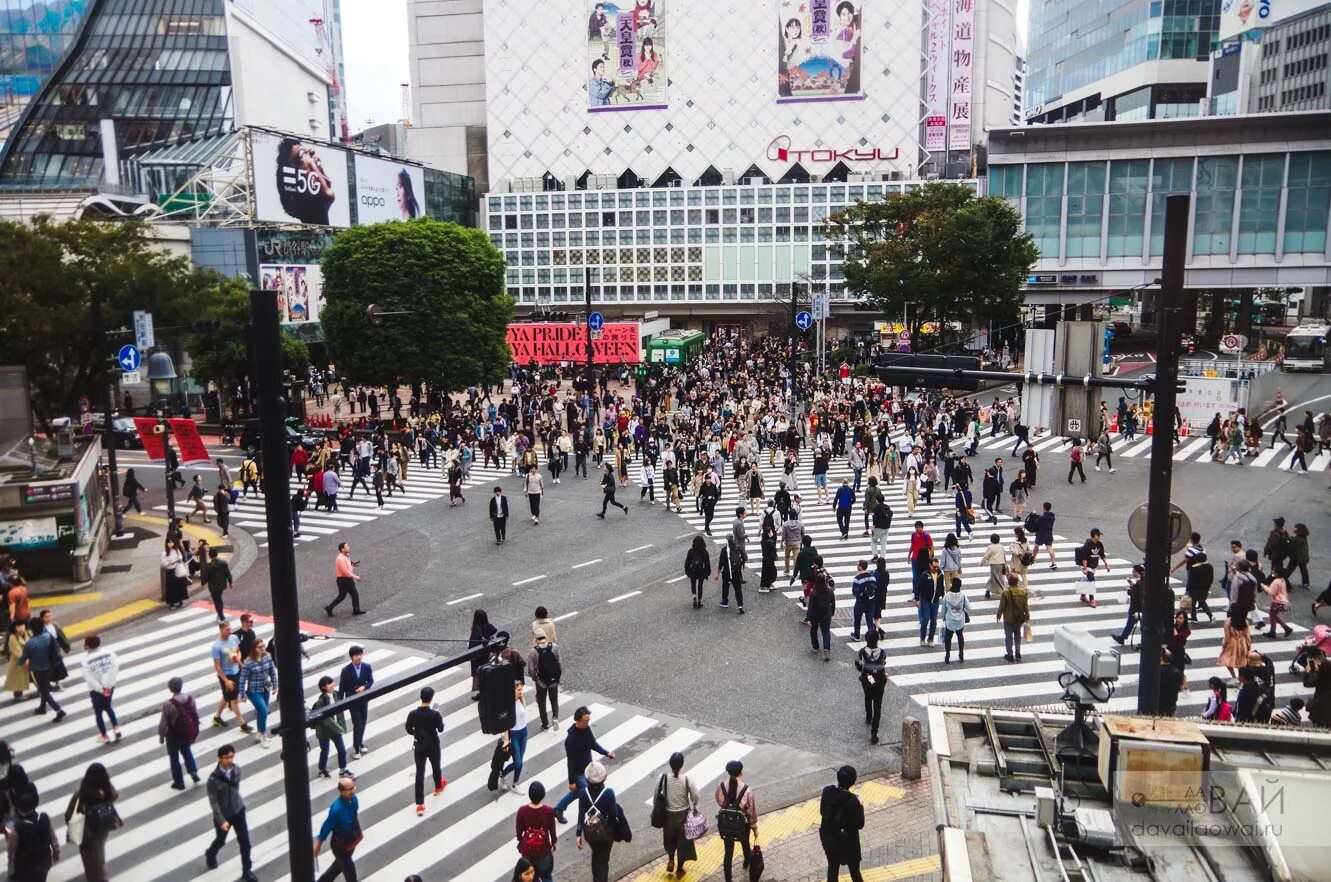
[
  {"left": 21, "top": 606, "right": 782, "bottom": 882},
  {"left": 654, "top": 440, "right": 1311, "bottom": 710}
]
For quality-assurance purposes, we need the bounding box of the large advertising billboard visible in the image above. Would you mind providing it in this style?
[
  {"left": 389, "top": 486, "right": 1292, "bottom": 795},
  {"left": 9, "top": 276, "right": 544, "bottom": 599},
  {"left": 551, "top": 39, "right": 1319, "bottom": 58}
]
[
  {"left": 259, "top": 263, "right": 325, "bottom": 324},
  {"left": 947, "top": 0, "right": 974, "bottom": 151},
  {"left": 353, "top": 155, "right": 425, "bottom": 224},
  {"left": 777, "top": 0, "right": 863, "bottom": 102},
  {"left": 251, "top": 130, "right": 351, "bottom": 228},
  {"left": 1219, "top": 0, "right": 1321, "bottom": 40},
  {"left": 587, "top": 1, "right": 667, "bottom": 110},
  {"left": 507, "top": 322, "right": 641, "bottom": 364},
  {"left": 924, "top": 0, "right": 949, "bottom": 151}
]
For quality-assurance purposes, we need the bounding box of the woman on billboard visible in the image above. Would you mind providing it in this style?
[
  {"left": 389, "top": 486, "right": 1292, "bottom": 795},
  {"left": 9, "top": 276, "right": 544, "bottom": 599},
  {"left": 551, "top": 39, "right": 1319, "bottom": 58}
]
[
  {"left": 276, "top": 137, "right": 338, "bottom": 225},
  {"left": 396, "top": 168, "right": 421, "bottom": 219}
]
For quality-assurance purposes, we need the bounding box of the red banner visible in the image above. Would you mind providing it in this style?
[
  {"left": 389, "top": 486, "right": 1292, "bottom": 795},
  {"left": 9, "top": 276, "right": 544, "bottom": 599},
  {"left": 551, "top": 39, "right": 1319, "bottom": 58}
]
[
  {"left": 167, "top": 418, "right": 211, "bottom": 465},
  {"left": 132, "top": 418, "right": 166, "bottom": 461},
  {"left": 506, "top": 322, "right": 641, "bottom": 365}
]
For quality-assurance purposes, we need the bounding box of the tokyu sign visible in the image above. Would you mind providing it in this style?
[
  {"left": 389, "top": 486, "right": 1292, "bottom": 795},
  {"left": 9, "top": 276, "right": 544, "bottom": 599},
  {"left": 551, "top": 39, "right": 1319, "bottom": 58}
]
[
  {"left": 507, "top": 322, "right": 641, "bottom": 365},
  {"left": 767, "top": 135, "right": 900, "bottom": 164}
]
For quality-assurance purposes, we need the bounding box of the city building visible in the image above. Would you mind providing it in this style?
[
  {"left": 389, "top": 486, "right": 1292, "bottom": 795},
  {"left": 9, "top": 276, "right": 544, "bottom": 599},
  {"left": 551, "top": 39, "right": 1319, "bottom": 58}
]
[
  {"left": 352, "top": 122, "right": 410, "bottom": 159},
  {"left": 987, "top": 112, "right": 1331, "bottom": 327},
  {"left": 1012, "top": 56, "right": 1026, "bottom": 125},
  {"left": 405, "top": 0, "right": 488, "bottom": 190},
  {"left": 1206, "top": 2, "right": 1331, "bottom": 116},
  {"left": 1024, "top": 0, "right": 1220, "bottom": 125}
]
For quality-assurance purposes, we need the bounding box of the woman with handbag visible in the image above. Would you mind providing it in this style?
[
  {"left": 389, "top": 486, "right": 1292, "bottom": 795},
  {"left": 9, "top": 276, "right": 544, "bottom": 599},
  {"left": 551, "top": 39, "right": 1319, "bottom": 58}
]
[
  {"left": 820, "top": 765, "right": 866, "bottom": 882},
  {"left": 161, "top": 538, "right": 189, "bottom": 609},
  {"left": 64, "top": 762, "right": 118, "bottom": 882},
  {"left": 654, "top": 751, "right": 699, "bottom": 877},
  {"left": 940, "top": 577, "right": 972, "bottom": 664},
  {"left": 312, "top": 676, "right": 350, "bottom": 778}
]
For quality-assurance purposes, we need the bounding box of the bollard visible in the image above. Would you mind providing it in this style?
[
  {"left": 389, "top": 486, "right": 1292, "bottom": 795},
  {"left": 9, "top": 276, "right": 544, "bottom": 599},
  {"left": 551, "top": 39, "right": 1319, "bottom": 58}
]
[{"left": 902, "top": 716, "right": 923, "bottom": 780}]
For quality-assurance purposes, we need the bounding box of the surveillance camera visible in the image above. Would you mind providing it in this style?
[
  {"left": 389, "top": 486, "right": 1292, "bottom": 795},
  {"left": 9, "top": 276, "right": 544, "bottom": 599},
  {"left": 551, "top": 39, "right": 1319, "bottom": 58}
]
[{"left": 1054, "top": 625, "right": 1120, "bottom": 681}]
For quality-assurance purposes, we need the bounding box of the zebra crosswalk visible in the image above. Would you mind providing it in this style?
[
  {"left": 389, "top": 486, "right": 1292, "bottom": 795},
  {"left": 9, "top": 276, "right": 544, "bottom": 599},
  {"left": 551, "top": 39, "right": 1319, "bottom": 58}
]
[
  {"left": 23, "top": 605, "right": 802, "bottom": 882},
  {"left": 659, "top": 442, "right": 1311, "bottom": 713}
]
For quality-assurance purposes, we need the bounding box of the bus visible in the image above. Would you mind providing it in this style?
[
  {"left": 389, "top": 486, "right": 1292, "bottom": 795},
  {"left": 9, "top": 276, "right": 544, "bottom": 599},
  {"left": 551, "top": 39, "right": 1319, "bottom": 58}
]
[
  {"left": 1282, "top": 321, "right": 1331, "bottom": 372},
  {"left": 645, "top": 330, "right": 706, "bottom": 366}
]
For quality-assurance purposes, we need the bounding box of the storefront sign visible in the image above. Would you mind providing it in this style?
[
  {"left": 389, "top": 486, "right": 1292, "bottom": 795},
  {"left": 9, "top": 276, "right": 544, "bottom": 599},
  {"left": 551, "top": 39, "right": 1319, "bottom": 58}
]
[
  {"left": 0, "top": 517, "right": 62, "bottom": 550},
  {"left": 21, "top": 484, "right": 76, "bottom": 506},
  {"left": 507, "top": 322, "right": 641, "bottom": 364},
  {"left": 1027, "top": 274, "right": 1058, "bottom": 286},
  {"left": 767, "top": 135, "right": 899, "bottom": 163}
]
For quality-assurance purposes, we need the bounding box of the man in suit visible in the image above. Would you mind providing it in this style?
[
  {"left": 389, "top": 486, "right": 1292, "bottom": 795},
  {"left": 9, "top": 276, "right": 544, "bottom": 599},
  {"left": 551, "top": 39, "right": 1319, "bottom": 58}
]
[
  {"left": 490, "top": 486, "right": 509, "bottom": 544},
  {"left": 338, "top": 645, "right": 374, "bottom": 758}
]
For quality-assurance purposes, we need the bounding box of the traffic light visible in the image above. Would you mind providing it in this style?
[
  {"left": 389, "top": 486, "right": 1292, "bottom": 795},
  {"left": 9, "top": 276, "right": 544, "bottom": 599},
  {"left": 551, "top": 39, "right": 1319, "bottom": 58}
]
[
  {"left": 875, "top": 353, "right": 981, "bottom": 391},
  {"left": 853, "top": 299, "right": 877, "bottom": 312}
]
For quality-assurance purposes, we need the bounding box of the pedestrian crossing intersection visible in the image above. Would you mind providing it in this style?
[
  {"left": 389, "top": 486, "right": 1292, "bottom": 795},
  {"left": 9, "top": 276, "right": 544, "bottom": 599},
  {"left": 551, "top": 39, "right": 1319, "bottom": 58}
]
[
  {"left": 660, "top": 443, "right": 1312, "bottom": 714},
  {"left": 17, "top": 606, "right": 803, "bottom": 882}
]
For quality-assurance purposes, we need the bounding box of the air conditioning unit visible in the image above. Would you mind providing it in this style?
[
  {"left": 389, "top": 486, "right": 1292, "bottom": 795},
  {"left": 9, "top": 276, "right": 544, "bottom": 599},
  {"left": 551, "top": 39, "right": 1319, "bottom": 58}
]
[
  {"left": 563, "top": 176, "right": 578, "bottom": 191},
  {"left": 721, "top": 168, "right": 735, "bottom": 185}
]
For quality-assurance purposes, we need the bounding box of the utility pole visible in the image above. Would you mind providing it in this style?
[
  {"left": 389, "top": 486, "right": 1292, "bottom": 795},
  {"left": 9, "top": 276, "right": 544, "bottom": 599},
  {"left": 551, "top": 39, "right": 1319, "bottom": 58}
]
[
  {"left": 789, "top": 283, "right": 800, "bottom": 426},
  {"left": 89, "top": 292, "right": 124, "bottom": 536},
  {"left": 584, "top": 266, "right": 594, "bottom": 389},
  {"left": 249, "top": 289, "right": 314, "bottom": 882},
  {"left": 1135, "top": 193, "right": 1188, "bottom": 715}
]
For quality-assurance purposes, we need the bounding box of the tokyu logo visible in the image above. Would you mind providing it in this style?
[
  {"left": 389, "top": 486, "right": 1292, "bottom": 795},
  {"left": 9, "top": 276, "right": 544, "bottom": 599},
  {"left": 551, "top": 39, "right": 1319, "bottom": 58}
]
[{"left": 766, "top": 135, "right": 900, "bottom": 164}]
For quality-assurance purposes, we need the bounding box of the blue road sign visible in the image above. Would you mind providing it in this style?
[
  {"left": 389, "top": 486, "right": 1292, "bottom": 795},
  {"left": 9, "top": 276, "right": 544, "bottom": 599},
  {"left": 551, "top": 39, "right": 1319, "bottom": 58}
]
[
  {"left": 587, "top": 311, "right": 605, "bottom": 331},
  {"left": 795, "top": 310, "right": 814, "bottom": 331},
  {"left": 117, "top": 344, "right": 142, "bottom": 372},
  {"left": 1102, "top": 327, "right": 1114, "bottom": 367}
]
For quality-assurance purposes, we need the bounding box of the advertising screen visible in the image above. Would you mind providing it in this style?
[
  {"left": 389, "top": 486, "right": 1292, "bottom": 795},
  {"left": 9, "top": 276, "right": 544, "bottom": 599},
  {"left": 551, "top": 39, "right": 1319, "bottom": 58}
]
[
  {"left": 259, "top": 263, "right": 325, "bottom": 324},
  {"left": 777, "top": 0, "right": 863, "bottom": 101},
  {"left": 353, "top": 155, "right": 426, "bottom": 224},
  {"left": 507, "top": 322, "right": 641, "bottom": 364},
  {"left": 251, "top": 130, "right": 352, "bottom": 228},
  {"left": 587, "top": 0, "right": 667, "bottom": 110}
]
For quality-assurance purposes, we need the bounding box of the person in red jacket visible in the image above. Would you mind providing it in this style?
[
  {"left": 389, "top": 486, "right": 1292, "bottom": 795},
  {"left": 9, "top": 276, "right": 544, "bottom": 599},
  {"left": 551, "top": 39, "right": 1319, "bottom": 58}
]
[
  {"left": 908, "top": 521, "right": 934, "bottom": 581},
  {"left": 291, "top": 445, "right": 309, "bottom": 480},
  {"left": 516, "top": 780, "right": 557, "bottom": 882}
]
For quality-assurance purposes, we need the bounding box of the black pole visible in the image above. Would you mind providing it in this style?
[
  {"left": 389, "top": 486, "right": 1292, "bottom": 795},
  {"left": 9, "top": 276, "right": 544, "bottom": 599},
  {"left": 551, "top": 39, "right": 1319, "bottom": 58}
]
[
  {"left": 789, "top": 284, "right": 800, "bottom": 423},
  {"left": 249, "top": 289, "right": 314, "bottom": 882},
  {"left": 585, "top": 266, "right": 594, "bottom": 387},
  {"left": 162, "top": 421, "right": 176, "bottom": 525},
  {"left": 90, "top": 292, "right": 124, "bottom": 536},
  {"left": 1136, "top": 194, "right": 1188, "bottom": 715}
]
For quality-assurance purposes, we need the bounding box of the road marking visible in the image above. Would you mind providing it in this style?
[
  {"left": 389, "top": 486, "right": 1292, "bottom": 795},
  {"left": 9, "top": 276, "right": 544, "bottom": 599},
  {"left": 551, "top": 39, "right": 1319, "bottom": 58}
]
[
  {"left": 65, "top": 599, "right": 163, "bottom": 639},
  {"left": 666, "top": 575, "right": 688, "bottom": 583},
  {"left": 625, "top": 544, "right": 654, "bottom": 554},
  {"left": 571, "top": 558, "right": 602, "bottom": 569},
  {"left": 26, "top": 592, "right": 102, "bottom": 607},
  {"left": 608, "top": 590, "right": 642, "bottom": 603},
  {"left": 553, "top": 611, "right": 578, "bottom": 622},
  {"left": 511, "top": 575, "right": 546, "bottom": 586},
  {"left": 370, "top": 613, "right": 414, "bottom": 627},
  {"left": 446, "top": 592, "right": 485, "bottom": 605},
  {"left": 674, "top": 532, "right": 696, "bottom": 539}
]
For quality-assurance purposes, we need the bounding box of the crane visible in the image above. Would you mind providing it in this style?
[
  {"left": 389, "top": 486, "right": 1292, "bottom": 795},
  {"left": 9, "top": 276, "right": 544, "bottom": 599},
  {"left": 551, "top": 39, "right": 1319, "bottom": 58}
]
[
  {"left": 400, "top": 82, "right": 412, "bottom": 127},
  {"left": 310, "top": 16, "right": 350, "bottom": 143}
]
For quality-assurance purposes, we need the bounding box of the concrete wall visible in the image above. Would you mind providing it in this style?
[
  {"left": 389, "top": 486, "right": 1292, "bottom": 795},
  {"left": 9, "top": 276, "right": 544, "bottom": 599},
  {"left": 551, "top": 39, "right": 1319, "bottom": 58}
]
[
  {"left": 227, "top": 4, "right": 333, "bottom": 139},
  {"left": 407, "top": 0, "right": 487, "bottom": 186}
]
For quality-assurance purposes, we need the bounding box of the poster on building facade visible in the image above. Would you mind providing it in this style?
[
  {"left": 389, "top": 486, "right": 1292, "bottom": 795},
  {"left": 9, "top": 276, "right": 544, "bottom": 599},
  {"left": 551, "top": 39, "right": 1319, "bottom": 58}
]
[
  {"left": 947, "top": 0, "right": 974, "bottom": 151},
  {"left": 587, "top": 1, "right": 668, "bottom": 111},
  {"left": 260, "top": 263, "right": 325, "bottom": 324},
  {"left": 777, "top": 0, "right": 864, "bottom": 101},
  {"left": 251, "top": 130, "right": 352, "bottom": 228},
  {"left": 924, "top": 0, "right": 950, "bottom": 151},
  {"left": 353, "top": 155, "right": 425, "bottom": 224}
]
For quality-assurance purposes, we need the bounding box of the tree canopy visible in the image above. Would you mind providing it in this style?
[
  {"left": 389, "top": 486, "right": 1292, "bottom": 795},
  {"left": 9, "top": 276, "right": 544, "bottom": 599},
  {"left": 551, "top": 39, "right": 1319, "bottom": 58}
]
[
  {"left": 0, "top": 216, "right": 262, "bottom": 431},
  {"left": 184, "top": 285, "right": 309, "bottom": 396},
  {"left": 319, "top": 219, "right": 513, "bottom": 390},
  {"left": 824, "top": 182, "right": 1037, "bottom": 341}
]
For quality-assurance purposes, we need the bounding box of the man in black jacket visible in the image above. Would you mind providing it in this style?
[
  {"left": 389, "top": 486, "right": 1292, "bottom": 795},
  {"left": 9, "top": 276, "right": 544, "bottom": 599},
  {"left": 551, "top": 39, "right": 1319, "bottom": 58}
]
[
  {"left": 552, "top": 706, "right": 615, "bottom": 823},
  {"left": 1111, "top": 564, "right": 1145, "bottom": 645},
  {"left": 489, "top": 487, "right": 509, "bottom": 544},
  {"left": 338, "top": 647, "right": 374, "bottom": 758},
  {"left": 405, "top": 687, "right": 445, "bottom": 816},
  {"left": 913, "top": 559, "right": 946, "bottom": 647}
]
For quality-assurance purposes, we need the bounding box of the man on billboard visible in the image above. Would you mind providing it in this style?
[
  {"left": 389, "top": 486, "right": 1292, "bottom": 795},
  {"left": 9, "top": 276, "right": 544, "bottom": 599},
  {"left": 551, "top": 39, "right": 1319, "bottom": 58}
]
[{"left": 276, "top": 137, "right": 339, "bottom": 225}]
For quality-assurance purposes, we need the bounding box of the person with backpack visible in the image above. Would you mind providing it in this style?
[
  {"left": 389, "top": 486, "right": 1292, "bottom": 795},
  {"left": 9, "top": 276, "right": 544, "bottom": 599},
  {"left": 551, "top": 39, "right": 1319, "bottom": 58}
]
[
  {"left": 575, "top": 761, "right": 620, "bottom": 882},
  {"left": 1202, "top": 677, "right": 1233, "bottom": 721},
  {"left": 527, "top": 632, "right": 562, "bottom": 731},
  {"left": 653, "top": 751, "right": 699, "bottom": 877},
  {"left": 820, "top": 765, "right": 866, "bottom": 882},
  {"left": 554, "top": 707, "right": 616, "bottom": 823},
  {"left": 406, "top": 686, "right": 446, "bottom": 816},
  {"left": 18, "top": 616, "right": 64, "bottom": 721},
  {"left": 120, "top": 468, "right": 146, "bottom": 515},
  {"left": 64, "top": 762, "right": 117, "bottom": 882},
  {"left": 312, "top": 676, "right": 351, "bottom": 779},
  {"left": 996, "top": 573, "right": 1030, "bottom": 663},
  {"left": 205, "top": 744, "right": 257, "bottom": 882},
  {"left": 5, "top": 790, "right": 58, "bottom": 882},
  {"left": 515, "top": 780, "right": 557, "bottom": 882},
  {"left": 850, "top": 560, "right": 878, "bottom": 642},
  {"left": 855, "top": 631, "right": 888, "bottom": 744},
  {"left": 714, "top": 760, "right": 757, "bottom": 882},
  {"left": 157, "top": 676, "right": 201, "bottom": 789}
]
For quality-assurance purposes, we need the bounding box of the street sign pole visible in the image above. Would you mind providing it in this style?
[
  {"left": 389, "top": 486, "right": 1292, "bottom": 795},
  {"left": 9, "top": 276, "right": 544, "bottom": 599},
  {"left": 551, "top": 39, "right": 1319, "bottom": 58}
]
[
  {"left": 584, "top": 266, "right": 594, "bottom": 391},
  {"left": 90, "top": 293, "right": 124, "bottom": 536}
]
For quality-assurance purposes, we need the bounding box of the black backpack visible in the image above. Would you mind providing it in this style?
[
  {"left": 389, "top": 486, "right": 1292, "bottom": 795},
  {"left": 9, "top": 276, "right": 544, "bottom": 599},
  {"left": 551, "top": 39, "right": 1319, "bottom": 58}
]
[
  {"left": 535, "top": 644, "right": 561, "bottom": 685},
  {"left": 716, "top": 783, "right": 749, "bottom": 838},
  {"left": 13, "top": 813, "right": 53, "bottom": 869}
]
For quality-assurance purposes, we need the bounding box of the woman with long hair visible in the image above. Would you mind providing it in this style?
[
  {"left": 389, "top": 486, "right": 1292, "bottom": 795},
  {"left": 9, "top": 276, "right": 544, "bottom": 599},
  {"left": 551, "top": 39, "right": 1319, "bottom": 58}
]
[
  {"left": 5, "top": 621, "right": 29, "bottom": 701},
  {"left": 684, "top": 535, "right": 712, "bottom": 609},
  {"left": 396, "top": 168, "right": 421, "bottom": 219},
  {"left": 469, "top": 609, "right": 498, "bottom": 699},
  {"left": 237, "top": 638, "right": 278, "bottom": 748},
  {"left": 65, "top": 762, "right": 118, "bottom": 882},
  {"left": 161, "top": 537, "right": 189, "bottom": 609},
  {"left": 656, "top": 751, "right": 699, "bottom": 875},
  {"left": 806, "top": 570, "right": 835, "bottom": 661}
]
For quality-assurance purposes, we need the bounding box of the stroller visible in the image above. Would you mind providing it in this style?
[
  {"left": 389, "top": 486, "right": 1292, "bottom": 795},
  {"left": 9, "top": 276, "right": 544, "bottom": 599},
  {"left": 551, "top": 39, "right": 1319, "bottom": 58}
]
[{"left": 1288, "top": 624, "right": 1331, "bottom": 674}]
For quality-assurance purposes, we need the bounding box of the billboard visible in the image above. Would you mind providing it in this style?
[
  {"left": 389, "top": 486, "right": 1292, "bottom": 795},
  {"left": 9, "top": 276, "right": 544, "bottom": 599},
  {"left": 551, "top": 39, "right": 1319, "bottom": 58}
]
[
  {"left": 251, "top": 130, "right": 351, "bottom": 228},
  {"left": 777, "top": 0, "right": 863, "bottom": 101},
  {"left": 947, "top": 0, "right": 974, "bottom": 151},
  {"left": 1219, "top": 0, "right": 1321, "bottom": 40},
  {"left": 587, "top": 1, "right": 668, "bottom": 110},
  {"left": 924, "top": 0, "right": 949, "bottom": 151},
  {"left": 353, "top": 155, "right": 425, "bottom": 224},
  {"left": 260, "top": 263, "right": 325, "bottom": 324},
  {"left": 507, "top": 322, "right": 641, "bottom": 364}
]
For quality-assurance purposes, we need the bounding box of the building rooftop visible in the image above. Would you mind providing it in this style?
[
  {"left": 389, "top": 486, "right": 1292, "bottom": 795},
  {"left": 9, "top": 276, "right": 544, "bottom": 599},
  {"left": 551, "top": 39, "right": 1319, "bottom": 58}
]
[
  {"left": 988, "top": 111, "right": 1331, "bottom": 157},
  {"left": 0, "top": 436, "right": 93, "bottom": 486}
]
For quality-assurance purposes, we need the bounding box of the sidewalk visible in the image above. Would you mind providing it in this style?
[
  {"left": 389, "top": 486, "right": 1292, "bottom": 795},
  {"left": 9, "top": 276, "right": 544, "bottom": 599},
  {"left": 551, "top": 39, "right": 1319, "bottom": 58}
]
[
  {"left": 621, "top": 769, "right": 940, "bottom": 882},
  {"left": 27, "top": 512, "right": 258, "bottom": 638}
]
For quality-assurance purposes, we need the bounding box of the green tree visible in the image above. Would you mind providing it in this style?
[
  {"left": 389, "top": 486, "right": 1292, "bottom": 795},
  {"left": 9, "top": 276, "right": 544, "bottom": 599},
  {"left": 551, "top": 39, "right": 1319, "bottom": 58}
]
[
  {"left": 319, "top": 219, "right": 512, "bottom": 390},
  {"left": 183, "top": 282, "right": 309, "bottom": 396},
  {"left": 824, "top": 182, "right": 1037, "bottom": 341},
  {"left": 0, "top": 216, "right": 243, "bottom": 431}
]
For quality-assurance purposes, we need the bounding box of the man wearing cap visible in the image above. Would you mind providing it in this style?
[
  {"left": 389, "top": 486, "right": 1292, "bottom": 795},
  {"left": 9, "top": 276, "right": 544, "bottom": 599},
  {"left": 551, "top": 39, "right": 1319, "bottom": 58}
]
[
  {"left": 205, "top": 744, "right": 256, "bottom": 881},
  {"left": 553, "top": 706, "right": 615, "bottom": 824},
  {"left": 489, "top": 486, "right": 510, "bottom": 544}
]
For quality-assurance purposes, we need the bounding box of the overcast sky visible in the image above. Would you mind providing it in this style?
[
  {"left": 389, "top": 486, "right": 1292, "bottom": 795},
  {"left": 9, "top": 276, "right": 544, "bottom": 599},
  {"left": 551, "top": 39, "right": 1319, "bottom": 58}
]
[{"left": 339, "top": 0, "right": 1031, "bottom": 135}]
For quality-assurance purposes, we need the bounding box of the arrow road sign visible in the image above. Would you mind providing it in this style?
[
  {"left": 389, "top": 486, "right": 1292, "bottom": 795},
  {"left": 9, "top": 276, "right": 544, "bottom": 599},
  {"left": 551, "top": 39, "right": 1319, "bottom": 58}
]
[
  {"left": 587, "top": 311, "right": 605, "bottom": 332},
  {"left": 795, "top": 310, "right": 814, "bottom": 331},
  {"left": 117, "top": 344, "right": 142, "bottom": 372}
]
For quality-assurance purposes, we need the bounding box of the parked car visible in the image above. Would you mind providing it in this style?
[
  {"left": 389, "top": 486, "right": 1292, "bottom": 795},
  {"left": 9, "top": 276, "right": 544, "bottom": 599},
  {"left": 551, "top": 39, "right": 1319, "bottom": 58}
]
[
  {"left": 1110, "top": 321, "right": 1133, "bottom": 338},
  {"left": 87, "top": 415, "right": 144, "bottom": 449},
  {"left": 238, "top": 419, "right": 322, "bottom": 455},
  {"left": 1179, "top": 333, "right": 1197, "bottom": 354}
]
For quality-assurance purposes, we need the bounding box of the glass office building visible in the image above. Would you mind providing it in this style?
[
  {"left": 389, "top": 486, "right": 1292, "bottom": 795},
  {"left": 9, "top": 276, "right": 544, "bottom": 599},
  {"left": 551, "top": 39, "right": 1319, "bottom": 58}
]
[
  {"left": 0, "top": 0, "right": 91, "bottom": 151},
  {"left": 1024, "top": 0, "right": 1219, "bottom": 124},
  {"left": 0, "top": 0, "right": 233, "bottom": 189}
]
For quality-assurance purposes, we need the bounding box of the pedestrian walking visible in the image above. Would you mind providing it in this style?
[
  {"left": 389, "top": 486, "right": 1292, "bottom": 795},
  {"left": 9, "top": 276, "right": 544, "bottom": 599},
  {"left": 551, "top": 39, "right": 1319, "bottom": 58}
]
[
  {"left": 1075, "top": 528, "right": 1109, "bottom": 608},
  {"left": 499, "top": 681, "right": 531, "bottom": 793},
  {"left": 80, "top": 636, "right": 121, "bottom": 743},
  {"left": 204, "top": 548, "right": 233, "bottom": 622},
  {"left": 18, "top": 617, "right": 64, "bottom": 721},
  {"left": 652, "top": 752, "right": 699, "bottom": 877},
  {"left": 338, "top": 645, "right": 374, "bottom": 758},
  {"left": 5, "top": 790, "right": 58, "bottom": 882},
  {"left": 714, "top": 760, "right": 757, "bottom": 882},
  {"left": 204, "top": 745, "right": 256, "bottom": 881},
  {"left": 516, "top": 781, "right": 557, "bottom": 882},
  {"left": 325, "top": 542, "right": 365, "bottom": 617},
  {"left": 914, "top": 559, "right": 945, "bottom": 648},
  {"left": 684, "top": 537, "right": 711, "bottom": 609},
  {"left": 322, "top": 465, "right": 341, "bottom": 512},
  {"left": 490, "top": 487, "right": 510, "bottom": 544},
  {"left": 855, "top": 632, "right": 887, "bottom": 744},
  {"left": 850, "top": 560, "right": 878, "bottom": 641},
  {"left": 1111, "top": 565, "right": 1145, "bottom": 644},
  {"left": 806, "top": 570, "right": 835, "bottom": 660},
  {"left": 311, "top": 676, "right": 350, "bottom": 779},
  {"left": 698, "top": 474, "right": 720, "bottom": 534},
  {"left": 639, "top": 460, "right": 656, "bottom": 504},
  {"left": 553, "top": 706, "right": 616, "bottom": 823},
  {"left": 575, "top": 761, "right": 619, "bottom": 882},
  {"left": 596, "top": 465, "right": 628, "bottom": 518},
  {"left": 1033, "top": 502, "right": 1057, "bottom": 568},
  {"left": 819, "top": 766, "right": 866, "bottom": 882},
  {"left": 237, "top": 638, "right": 278, "bottom": 748},
  {"left": 980, "top": 533, "right": 1005, "bottom": 600},
  {"left": 64, "top": 763, "right": 118, "bottom": 882},
  {"left": 524, "top": 468, "right": 545, "bottom": 525},
  {"left": 156, "top": 675, "right": 202, "bottom": 791},
  {"left": 313, "top": 776, "right": 361, "bottom": 882},
  {"left": 833, "top": 479, "right": 854, "bottom": 540},
  {"left": 1094, "top": 429, "right": 1115, "bottom": 472},
  {"left": 527, "top": 631, "right": 561, "bottom": 731},
  {"left": 120, "top": 468, "right": 145, "bottom": 515},
  {"left": 996, "top": 573, "right": 1030, "bottom": 662},
  {"left": 213, "top": 484, "right": 231, "bottom": 537},
  {"left": 940, "top": 577, "right": 972, "bottom": 664},
  {"left": 449, "top": 460, "right": 467, "bottom": 505},
  {"left": 406, "top": 686, "right": 446, "bottom": 815},
  {"left": 185, "top": 475, "right": 210, "bottom": 523},
  {"left": 468, "top": 610, "right": 498, "bottom": 700},
  {"left": 209, "top": 620, "right": 248, "bottom": 733}
]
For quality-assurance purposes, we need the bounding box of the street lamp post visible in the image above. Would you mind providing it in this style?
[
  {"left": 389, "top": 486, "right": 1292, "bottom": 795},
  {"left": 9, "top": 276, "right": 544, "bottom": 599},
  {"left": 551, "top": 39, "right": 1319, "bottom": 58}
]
[
  {"left": 89, "top": 292, "right": 125, "bottom": 536},
  {"left": 147, "top": 351, "right": 178, "bottom": 524}
]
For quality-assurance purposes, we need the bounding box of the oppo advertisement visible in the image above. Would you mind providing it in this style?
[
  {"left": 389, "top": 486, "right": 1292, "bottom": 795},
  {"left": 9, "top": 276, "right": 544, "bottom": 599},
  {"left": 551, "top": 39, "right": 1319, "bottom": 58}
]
[
  {"left": 777, "top": 0, "right": 863, "bottom": 101},
  {"left": 259, "top": 263, "right": 325, "bottom": 324},
  {"left": 251, "top": 130, "right": 352, "bottom": 228},
  {"left": 353, "top": 156, "right": 425, "bottom": 224}
]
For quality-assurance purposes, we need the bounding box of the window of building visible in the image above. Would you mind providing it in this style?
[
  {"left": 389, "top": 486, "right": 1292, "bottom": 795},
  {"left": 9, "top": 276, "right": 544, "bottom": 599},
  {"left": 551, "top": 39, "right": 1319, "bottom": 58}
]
[
  {"left": 1107, "top": 160, "right": 1149, "bottom": 257},
  {"left": 601, "top": 211, "right": 615, "bottom": 226},
  {"left": 705, "top": 208, "right": 720, "bottom": 224},
  {"left": 1237, "top": 154, "right": 1284, "bottom": 254},
  {"left": 1149, "top": 157, "right": 1194, "bottom": 256},
  {"left": 1024, "top": 162, "right": 1064, "bottom": 259},
  {"left": 1192, "top": 156, "right": 1239, "bottom": 256},
  {"left": 1284, "top": 151, "right": 1331, "bottom": 254},
  {"left": 988, "top": 164, "right": 1023, "bottom": 199}
]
